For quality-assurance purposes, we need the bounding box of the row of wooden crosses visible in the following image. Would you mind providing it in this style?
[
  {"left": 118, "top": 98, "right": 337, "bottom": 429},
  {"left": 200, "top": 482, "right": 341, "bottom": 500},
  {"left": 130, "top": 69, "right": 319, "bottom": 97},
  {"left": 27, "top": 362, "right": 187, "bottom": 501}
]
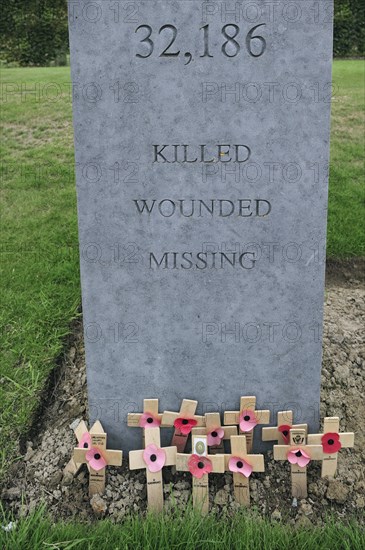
[{"left": 64, "top": 396, "right": 354, "bottom": 514}]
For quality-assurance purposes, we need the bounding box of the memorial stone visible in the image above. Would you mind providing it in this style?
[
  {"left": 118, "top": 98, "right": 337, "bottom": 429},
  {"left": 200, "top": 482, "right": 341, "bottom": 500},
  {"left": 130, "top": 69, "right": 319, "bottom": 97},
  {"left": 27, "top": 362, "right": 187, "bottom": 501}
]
[{"left": 68, "top": 0, "right": 334, "bottom": 450}]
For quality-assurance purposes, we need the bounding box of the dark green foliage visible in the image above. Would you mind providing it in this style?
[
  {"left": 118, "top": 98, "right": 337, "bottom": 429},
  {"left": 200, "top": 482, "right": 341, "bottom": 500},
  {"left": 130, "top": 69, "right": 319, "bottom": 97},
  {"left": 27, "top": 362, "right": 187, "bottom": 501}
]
[
  {"left": 334, "top": 0, "right": 365, "bottom": 56},
  {"left": 0, "top": 0, "right": 69, "bottom": 66},
  {"left": 0, "top": 0, "right": 364, "bottom": 65}
]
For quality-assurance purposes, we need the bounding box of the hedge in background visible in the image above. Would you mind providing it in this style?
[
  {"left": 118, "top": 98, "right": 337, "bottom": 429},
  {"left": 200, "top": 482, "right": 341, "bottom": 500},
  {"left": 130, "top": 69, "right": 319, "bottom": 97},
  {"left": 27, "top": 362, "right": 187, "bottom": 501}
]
[
  {"left": 0, "top": 1, "right": 364, "bottom": 66},
  {"left": 334, "top": 0, "right": 365, "bottom": 56},
  {"left": 0, "top": 0, "right": 69, "bottom": 66}
]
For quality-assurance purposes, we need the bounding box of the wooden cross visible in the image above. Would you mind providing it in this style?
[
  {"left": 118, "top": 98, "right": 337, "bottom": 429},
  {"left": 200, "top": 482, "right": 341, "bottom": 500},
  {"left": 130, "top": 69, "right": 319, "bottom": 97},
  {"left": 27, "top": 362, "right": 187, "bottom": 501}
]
[
  {"left": 192, "top": 412, "right": 237, "bottom": 454},
  {"left": 127, "top": 398, "right": 163, "bottom": 445},
  {"left": 224, "top": 396, "right": 270, "bottom": 453},
  {"left": 224, "top": 435, "right": 265, "bottom": 506},
  {"left": 73, "top": 420, "right": 123, "bottom": 496},
  {"left": 273, "top": 427, "right": 323, "bottom": 498},
  {"left": 262, "top": 410, "right": 307, "bottom": 445},
  {"left": 129, "top": 427, "right": 176, "bottom": 512},
  {"left": 161, "top": 399, "right": 205, "bottom": 452},
  {"left": 307, "top": 417, "right": 355, "bottom": 478},
  {"left": 64, "top": 419, "right": 90, "bottom": 475},
  {"left": 176, "top": 434, "right": 225, "bottom": 515}
]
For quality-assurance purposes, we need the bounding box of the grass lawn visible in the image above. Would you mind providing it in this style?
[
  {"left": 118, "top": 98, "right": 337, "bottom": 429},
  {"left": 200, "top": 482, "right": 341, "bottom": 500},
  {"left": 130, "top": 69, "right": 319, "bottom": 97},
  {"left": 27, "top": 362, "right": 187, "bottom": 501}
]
[
  {"left": 328, "top": 61, "right": 365, "bottom": 257},
  {"left": 0, "top": 68, "right": 80, "bottom": 476},
  {"left": 0, "top": 61, "right": 364, "bottom": 484},
  {"left": 1, "top": 506, "right": 364, "bottom": 549}
]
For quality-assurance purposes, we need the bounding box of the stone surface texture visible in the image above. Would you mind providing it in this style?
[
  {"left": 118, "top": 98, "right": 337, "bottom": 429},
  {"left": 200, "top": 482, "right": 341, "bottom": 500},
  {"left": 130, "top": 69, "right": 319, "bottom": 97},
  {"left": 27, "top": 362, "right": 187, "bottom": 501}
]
[{"left": 68, "top": 1, "right": 334, "bottom": 450}]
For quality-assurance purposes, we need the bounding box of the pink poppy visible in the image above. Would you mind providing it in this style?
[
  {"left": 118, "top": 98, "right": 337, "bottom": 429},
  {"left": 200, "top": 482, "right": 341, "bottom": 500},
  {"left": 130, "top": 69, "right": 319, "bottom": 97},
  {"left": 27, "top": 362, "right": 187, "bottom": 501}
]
[
  {"left": 287, "top": 448, "right": 311, "bottom": 468},
  {"left": 79, "top": 432, "right": 92, "bottom": 449},
  {"left": 239, "top": 409, "right": 258, "bottom": 432},
  {"left": 85, "top": 447, "right": 107, "bottom": 471},
  {"left": 174, "top": 417, "right": 197, "bottom": 435},
  {"left": 278, "top": 424, "right": 291, "bottom": 445},
  {"left": 139, "top": 412, "right": 161, "bottom": 428},
  {"left": 228, "top": 456, "right": 253, "bottom": 478},
  {"left": 188, "top": 454, "right": 213, "bottom": 479},
  {"left": 207, "top": 427, "right": 224, "bottom": 447},
  {"left": 143, "top": 444, "right": 166, "bottom": 473}
]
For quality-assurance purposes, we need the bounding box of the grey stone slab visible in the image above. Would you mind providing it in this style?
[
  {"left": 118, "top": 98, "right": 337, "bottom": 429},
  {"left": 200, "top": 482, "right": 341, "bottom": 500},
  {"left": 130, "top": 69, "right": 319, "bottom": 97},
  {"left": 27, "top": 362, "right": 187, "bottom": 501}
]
[{"left": 68, "top": 0, "right": 334, "bottom": 451}]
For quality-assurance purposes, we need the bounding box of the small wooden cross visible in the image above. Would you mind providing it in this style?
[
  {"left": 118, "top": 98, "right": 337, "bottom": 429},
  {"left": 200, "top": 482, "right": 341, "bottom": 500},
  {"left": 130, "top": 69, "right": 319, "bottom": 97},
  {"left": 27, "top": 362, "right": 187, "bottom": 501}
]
[
  {"left": 262, "top": 410, "right": 307, "bottom": 445},
  {"left": 192, "top": 412, "right": 237, "bottom": 454},
  {"left": 161, "top": 399, "right": 205, "bottom": 452},
  {"left": 224, "top": 435, "right": 265, "bottom": 506},
  {"left": 307, "top": 417, "right": 355, "bottom": 478},
  {"left": 273, "top": 427, "right": 323, "bottom": 498},
  {"left": 129, "top": 427, "right": 176, "bottom": 512},
  {"left": 127, "top": 398, "right": 163, "bottom": 445},
  {"left": 176, "top": 434, "right": 225, "bottom": 515},
  {"left": 64, "top": 419, "right": 90, "bottom": 475},
  {"left": 73, "top": 420, "right": 123, "bottom": 496},
  {"left": 224, "top": 396, "right": 270, "bottom": 453}
]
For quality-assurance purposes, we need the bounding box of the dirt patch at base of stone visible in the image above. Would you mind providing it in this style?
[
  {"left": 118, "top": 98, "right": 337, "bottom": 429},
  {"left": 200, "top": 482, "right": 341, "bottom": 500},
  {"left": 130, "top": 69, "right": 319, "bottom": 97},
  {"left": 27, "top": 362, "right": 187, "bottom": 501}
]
[{"left": 1, "top": 276, "right": 364, "bottom": 525}]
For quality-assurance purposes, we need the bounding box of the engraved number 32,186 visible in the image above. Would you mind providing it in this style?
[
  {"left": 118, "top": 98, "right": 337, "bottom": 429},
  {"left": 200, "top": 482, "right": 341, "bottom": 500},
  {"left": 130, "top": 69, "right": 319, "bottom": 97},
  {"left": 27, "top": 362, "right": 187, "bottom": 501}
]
[{"left": 135, "top": 23, "right": 266, "bottom": 64}]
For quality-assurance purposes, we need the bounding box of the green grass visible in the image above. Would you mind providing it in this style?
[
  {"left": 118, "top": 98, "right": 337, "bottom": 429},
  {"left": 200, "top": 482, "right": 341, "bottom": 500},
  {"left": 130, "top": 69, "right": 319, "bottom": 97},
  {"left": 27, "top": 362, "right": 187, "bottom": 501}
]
[
  {"left": 0, "top": 506, "right": 364, "bottom": 550},
  {"left": 327, "top": 60, "right": 365, "bottom": 257},
  {"left": 0, "top": 68, "right": 80, "bottom": 476},
  {"left": 0, "top": 62, "right": 364, "bottom": 482}
]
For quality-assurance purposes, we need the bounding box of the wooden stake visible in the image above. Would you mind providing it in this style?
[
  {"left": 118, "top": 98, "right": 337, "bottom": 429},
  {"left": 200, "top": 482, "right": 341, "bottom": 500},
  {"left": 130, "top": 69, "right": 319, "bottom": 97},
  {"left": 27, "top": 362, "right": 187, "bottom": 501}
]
[
  {"left": 192, "top": 412, "right": 237, "bottom": 453},
  {"left": 224, "top": 435, "right": 265, "bottom": 506},
  {"left": 307, "top": 417, "right": 354, "bottom": 478},
  {"left": 176, "top": 435, "right": 224, "bottom": 515},
  {"left": 262, "top": 410, "right": 307, "bottom": 445},
  {"left": 224, "top": 396, "right": 270, "bottom": 452},
  {"left": 64, "top": 419, "right": 90, "bottom": 475},
  {"left": 161, "top": 399, "right": 205, "bottom": 452},
  {"left": 273, "top": 428, "right": 323, "bottom": 498},
  {"left": 73, "top": 421, "right": 123, "bottom": 496},
  {"left": 129, "top": 427, "right": 176, "bottom": 512},
  {"left": 127, "top": 399, "right": 163, "bottom": 445}
]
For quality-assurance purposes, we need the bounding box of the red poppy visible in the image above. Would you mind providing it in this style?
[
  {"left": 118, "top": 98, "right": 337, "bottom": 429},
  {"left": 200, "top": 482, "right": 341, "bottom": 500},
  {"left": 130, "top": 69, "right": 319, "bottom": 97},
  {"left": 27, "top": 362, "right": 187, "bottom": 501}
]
[
  {"left": 174, "top": 417, "right": 197, "bottom": 435},
  {"left": 321, "top": 432, "right": 342, "bottom": 454},
  {"left": 188, "top": 454, "right": 212, "bottom": 479},
  {"left": 278, "top": 424, "right": 291, "bottom": 445}
]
